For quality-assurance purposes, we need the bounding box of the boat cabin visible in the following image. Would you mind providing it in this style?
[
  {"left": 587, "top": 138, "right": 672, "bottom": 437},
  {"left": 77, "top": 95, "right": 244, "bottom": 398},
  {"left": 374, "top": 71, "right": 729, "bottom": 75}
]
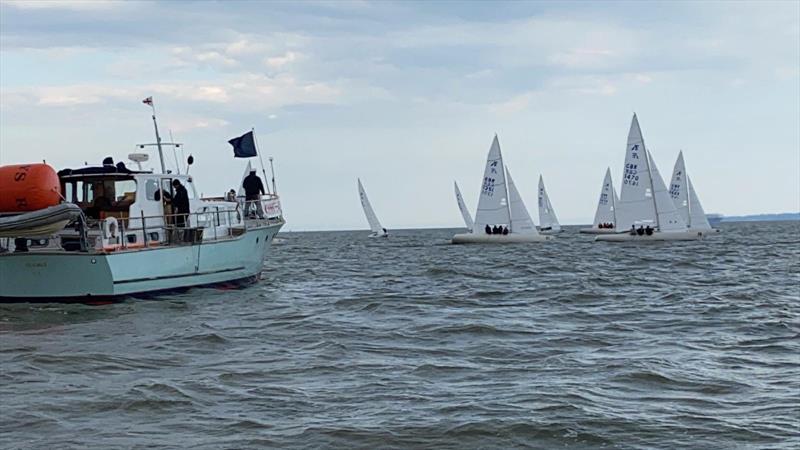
[{"left": 58, "top": 164, "right": 242, "bottom": 249}]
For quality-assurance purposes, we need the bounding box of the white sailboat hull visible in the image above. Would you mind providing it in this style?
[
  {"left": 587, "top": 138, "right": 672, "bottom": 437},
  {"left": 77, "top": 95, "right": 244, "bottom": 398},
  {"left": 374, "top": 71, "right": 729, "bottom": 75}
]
[
  {"left": 451, "top": 233, "right": 552, "bottom": 244},
  {"left": 595, "top": 230, "right": 703, "bottom": 242},
  {"left": 538, "top": 228, "right": 563, "bottom": 235},
  {"left": 368, "top": 232, "right": 388, "bottom": 238},
  {"left": 579, "top": 228, "right": 618, "bottom": 234}
]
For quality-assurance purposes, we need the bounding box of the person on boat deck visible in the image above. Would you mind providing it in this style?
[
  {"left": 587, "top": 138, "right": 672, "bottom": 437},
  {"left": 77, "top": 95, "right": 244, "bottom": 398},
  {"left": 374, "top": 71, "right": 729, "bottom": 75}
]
[
  {"left": 485, "top": 224, "right": 492, "bottom": 235},
  {"left": 645, "top": 225, "right": 653, "bottom": 236},
  {"left": 162, "top": 179, "right": 190, "bottom": 228},
  {"left": 636, "top": 225, "right": 645, "bottom": 236},
  {"left": 630, "top": 225, "right": 636, "bottom": 235},
  {"left": 502, "top": 226, "right": 509, "bottom": 235},
  {"left": 382, "top": 228, "right": 388, "bottom": 235},
  {"left": 225, "top": 189, "right": 237, "bottom": 202},
  {"left": 242, "top": 169, "right": 265, "bottom": 219}
]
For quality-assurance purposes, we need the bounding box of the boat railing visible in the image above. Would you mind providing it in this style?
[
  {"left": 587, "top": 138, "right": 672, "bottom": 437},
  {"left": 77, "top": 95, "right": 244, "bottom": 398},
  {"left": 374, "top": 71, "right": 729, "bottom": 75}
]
[
  {"left": 97, "top": 205, "right": 282, "bottom": 251},
  {"left": 201, "top": 193, "right": 283, "bottom": 221}
]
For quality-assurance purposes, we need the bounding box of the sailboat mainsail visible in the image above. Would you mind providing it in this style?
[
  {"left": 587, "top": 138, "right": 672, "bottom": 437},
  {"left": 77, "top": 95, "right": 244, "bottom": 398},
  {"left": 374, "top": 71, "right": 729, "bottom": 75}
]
[
  {"left": 538, "top": 175, "right": 561, "bottom": 232},
  {"left": 473, "top": 135, "right": 511, "bottom": 232},
  {"left": 454, "top": 181, "right": 474, "bottom": 231},
  {"left": 669, "top": 151, "right": 711, "bottom": 230},
  {"left": 616, "top": 114, "right": 660, "bottom": 229},
  {"left": 357, "top": 178, "right": 385, "bottom": 235},
  {"left": 506, "top": 168, "right": 539, "bottom": 235},
  {"left": 592, "top": 167, "right": 618, "bottom": 227}
]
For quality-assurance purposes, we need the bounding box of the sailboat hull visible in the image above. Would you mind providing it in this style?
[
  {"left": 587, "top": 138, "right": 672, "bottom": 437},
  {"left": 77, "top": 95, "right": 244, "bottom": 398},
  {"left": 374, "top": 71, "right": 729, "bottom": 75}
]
[
  {"left": 451, "top": 233, "right": 552, "bottom": 244},
  {"left": 595, "top": 230, "right": 703, "bottom": 242},
  {"left": 579, "top": 228, "right": 618, "bottom": 234}
]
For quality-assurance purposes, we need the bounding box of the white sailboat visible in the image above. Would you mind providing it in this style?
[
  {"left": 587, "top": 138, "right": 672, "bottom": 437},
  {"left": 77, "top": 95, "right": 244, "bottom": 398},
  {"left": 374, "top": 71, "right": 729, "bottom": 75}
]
[
  {"left": 596, "top": 114, "right": 702, "bottom": 242},
  {"left": 357, "top": 178, "right": 388, "bottom": 238},
  {"left": 537, "top": 175, "right": 562, "bottom": 234},
  {"left": 452, "top": 135, "right": 550, "bottom": 244},
  {"left": 669, "top": 151, "right": 718, "bottom": 234},
  {"left": 454, "top": 180, "right": 474, "bottom": 232},
  {"left": 579, "top": 167, "right": 619, "bottom": 234}
]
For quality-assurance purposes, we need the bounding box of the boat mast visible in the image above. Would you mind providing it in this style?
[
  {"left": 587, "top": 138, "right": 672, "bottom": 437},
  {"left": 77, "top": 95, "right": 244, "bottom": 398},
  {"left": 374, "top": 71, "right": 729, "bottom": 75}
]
[
  {"left": 147, "top": 99, "right": 166, "bottom": 174},
  {"left": 498, "top": 138, "right": 512, "bottom": 232},
  {"left": 686, "top": 174, "right": 693, "bottom": 228},
  {"left": 643, "top": 148, "right": 659, "bottom": 229}
]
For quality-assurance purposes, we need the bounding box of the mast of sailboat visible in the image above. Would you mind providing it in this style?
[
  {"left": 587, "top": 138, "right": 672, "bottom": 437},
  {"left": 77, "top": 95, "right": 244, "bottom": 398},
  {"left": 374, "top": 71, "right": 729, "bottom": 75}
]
[
  {"left": 635, "top": 115, "right": 660, "bottom": 230},
  {"left": 497, "top": 135, "right": 512, "bottom": 232}
]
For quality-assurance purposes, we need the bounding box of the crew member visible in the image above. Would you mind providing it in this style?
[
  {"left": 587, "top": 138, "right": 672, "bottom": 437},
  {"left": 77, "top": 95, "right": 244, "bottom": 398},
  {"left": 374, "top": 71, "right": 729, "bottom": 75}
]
[
  {"left": 242, "top": 169, "right": 265, "bottom": 219},
  {"left": 162, "top": 179, "right": 190, "bottom": 228}
]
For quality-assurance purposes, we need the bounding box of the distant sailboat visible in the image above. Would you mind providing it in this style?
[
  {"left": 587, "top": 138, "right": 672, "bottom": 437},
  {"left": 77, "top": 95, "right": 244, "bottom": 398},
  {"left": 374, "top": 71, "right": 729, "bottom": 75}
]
[
  {"left": 454, "top": 181, "right": 474, "bottom": 232},
  {"left": 357, "top": 179, "right": 388, "bottom": 238},
  {"left": 452, "top": 135, "right": 549, "bottom": 244},
  {"left": 596, "top": 114, "right": 701, "bottom": 242},
  {"left": 537, "top": 175, "right": 562, "bottom": 234},
  {"left": 669, "top": 151, "right": 718, "bottom": 234},
  {"left": 579, "top": 167, "right": 619, "bottom": 234}
]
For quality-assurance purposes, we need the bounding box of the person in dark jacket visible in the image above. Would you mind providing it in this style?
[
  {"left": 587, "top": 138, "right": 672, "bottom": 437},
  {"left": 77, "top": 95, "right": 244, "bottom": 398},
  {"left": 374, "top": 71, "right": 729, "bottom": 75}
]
[
  {"left": 162, "top": 179, "right": 190, "bottom": 228},
  {"left": 242, "top": 170, "right": 265, "bottom": 219},
  {"left": 485, "top": 224, "right": 492, "bottom": 235}
]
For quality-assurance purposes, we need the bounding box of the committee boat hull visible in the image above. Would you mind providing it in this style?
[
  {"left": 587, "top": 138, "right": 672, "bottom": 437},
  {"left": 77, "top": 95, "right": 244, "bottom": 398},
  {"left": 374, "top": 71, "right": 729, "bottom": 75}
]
[{"left": 0, "top": 222, "right": 282, "bottom": 303}]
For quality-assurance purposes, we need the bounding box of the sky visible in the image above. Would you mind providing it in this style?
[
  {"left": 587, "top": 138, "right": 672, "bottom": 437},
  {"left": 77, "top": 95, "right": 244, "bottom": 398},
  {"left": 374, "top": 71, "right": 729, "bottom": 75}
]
[{"left": 1, "top": 0, "right": 798, "bottom": 231}]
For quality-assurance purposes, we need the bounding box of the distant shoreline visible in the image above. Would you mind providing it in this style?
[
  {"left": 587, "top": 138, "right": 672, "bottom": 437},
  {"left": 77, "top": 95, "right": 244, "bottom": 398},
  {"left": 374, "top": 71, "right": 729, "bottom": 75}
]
[{"left": 719, "top": 213, "right": 800, "bottom": 223}]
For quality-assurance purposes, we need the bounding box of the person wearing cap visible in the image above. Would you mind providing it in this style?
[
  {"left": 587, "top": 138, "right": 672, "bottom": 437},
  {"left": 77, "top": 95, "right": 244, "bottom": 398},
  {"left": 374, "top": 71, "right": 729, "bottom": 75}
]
[{"left": 242, "top": 169, "right": 265, "bottom": 219}]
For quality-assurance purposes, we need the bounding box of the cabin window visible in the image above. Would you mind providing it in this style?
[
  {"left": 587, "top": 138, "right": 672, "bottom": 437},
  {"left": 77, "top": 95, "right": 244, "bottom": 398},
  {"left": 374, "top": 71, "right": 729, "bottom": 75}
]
[
  {"left": 63, "top": 183, "right": 74, "bottom": 203},
  {"left": 145, "top": 179, "right": 159, "bottom": 200},
  {"left": 114, "top": 180, "right": 137, "bottom": 205}
]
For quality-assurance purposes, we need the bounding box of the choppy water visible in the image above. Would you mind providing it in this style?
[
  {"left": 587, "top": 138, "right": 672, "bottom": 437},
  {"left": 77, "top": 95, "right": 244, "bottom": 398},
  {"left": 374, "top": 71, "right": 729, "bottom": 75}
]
[{"left": 1, "top": 221, "right": 799, "bottom": 449}]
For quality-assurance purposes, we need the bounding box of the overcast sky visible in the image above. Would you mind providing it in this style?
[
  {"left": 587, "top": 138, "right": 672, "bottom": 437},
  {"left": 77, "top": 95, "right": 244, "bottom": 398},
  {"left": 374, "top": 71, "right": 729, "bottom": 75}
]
[{"left": 1, "top": 0, "right": 798, "bottom": 230}]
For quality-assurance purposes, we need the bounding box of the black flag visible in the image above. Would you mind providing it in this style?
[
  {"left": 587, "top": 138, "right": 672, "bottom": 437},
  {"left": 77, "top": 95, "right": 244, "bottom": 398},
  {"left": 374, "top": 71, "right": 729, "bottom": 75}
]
[{"left": 228, "top": 131, "right": 257, "bottom": 158}]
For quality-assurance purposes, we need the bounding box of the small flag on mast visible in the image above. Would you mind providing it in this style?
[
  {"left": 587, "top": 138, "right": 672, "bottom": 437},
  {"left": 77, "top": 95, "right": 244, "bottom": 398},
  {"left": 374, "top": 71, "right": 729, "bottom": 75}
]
[
  {"left": 142, "top": 96, "right": 153, "bottom": 106},
  {"left": 228, "top": 131, "right": 258, "bottom": 158}
]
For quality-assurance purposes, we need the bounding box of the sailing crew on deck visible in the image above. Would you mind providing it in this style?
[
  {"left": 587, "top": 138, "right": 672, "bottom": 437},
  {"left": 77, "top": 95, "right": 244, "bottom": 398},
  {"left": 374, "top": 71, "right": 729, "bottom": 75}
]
[
  {"left": 242, "top": 169, "right": 265, "bottom": 219},
  {"left": 485, "top": 224, "right": 492, "bottom": 235}
]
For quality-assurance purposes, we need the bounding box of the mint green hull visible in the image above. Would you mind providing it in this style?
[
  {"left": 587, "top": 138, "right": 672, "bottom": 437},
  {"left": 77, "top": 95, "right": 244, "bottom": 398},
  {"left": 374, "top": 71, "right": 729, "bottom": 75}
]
[{"left": 0, "top": 223, "right": 282, "bottom": 301}]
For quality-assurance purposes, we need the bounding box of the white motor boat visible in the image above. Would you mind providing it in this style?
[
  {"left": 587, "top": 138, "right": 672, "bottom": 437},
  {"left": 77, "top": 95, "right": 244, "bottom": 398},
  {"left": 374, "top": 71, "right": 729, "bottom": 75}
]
[{"left": 0, "top": 108, "right": 285, "bottom": 303}]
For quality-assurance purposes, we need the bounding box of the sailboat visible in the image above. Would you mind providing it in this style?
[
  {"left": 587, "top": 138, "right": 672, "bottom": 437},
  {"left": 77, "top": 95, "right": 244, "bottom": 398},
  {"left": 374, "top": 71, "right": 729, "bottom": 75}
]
[
  {"left": 669, "top": 151, "right": 719, "bottom": 234},
  {"left": 454, "top": 181, "right": 474, "bottom": 232},
  {"left": 579, "top": 168, "right": 619, "bottom": 234},
  {"left": 357, "top": 179, "right": 388, "bottom": 238},
  {"left": 596, "top": 114, "right": 702, "bottom": 242},
  {"left": 452, "top": 135, "right": 550, "bottom": 244},
  {"left": 537, "top": 175, "right": 562, "bottom": 234}
]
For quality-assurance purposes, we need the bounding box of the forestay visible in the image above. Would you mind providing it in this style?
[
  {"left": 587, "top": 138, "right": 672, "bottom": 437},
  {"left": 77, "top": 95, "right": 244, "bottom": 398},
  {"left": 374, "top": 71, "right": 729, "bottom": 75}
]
[
  {"left": 506, "top": 168, "right": 539, "bottom": 235},
  {"left": 357, "top": 178, "right": 384, "bottom": 234},
  {"left": 473, "top": 135, "right": 511, "bottom": 232},
  {"left": 538, "top": 175, "right": 561, "bottom": 231},
  {"left": 592, "top": 167, "right": 618, "bottom": 227},
  {"left": 669, "top": 151, "right": 711, "bottom": 229},
  {"left": 454, "top": 181, "right": 474, "bottom": 231}
]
